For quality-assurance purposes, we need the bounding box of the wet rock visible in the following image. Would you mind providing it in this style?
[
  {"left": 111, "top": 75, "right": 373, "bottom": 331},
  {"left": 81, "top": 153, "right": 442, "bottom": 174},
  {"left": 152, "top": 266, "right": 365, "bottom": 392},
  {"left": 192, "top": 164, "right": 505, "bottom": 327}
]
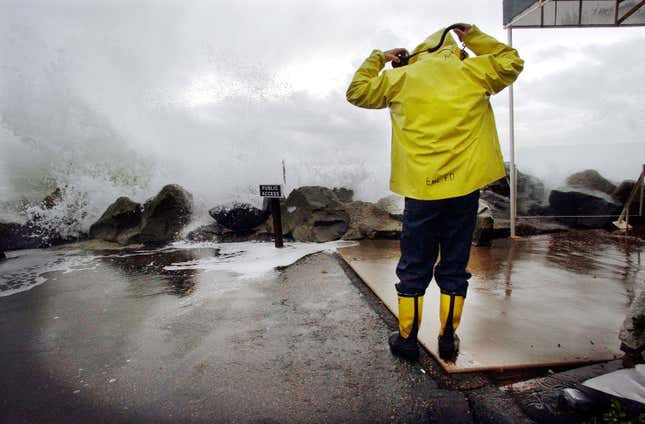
[
  {"left": 566, "top": 169, "right": 616, "bottom": 196},
  {"left": 517, "top": 173, "right": 546, "bottom": 216},
  {"left": 187, "top": 223, "right": 224, "bottom": 242},
  {"left": 220, "top": 224, "right": 274, "bottom": 243},
  {"left": 515, "top": 219, "right": 570, "bottom": 236},
  {"left": 0, "top": 221, "right": 50, "bottom": 250},
  {"left": 613, "top": 180, "right": 637, "bottom": 204},
  {"left": 0, "top": 188, "right": 86, "bottom": 250},
  {"left": 485, "top": 175, "right": 510, "bottom": 197},
  {"left": 273, "top": 186, "right": 349, "bottom": 242},
  {"left": 187, "top": 222, "right": 273, "bottom": 243},
  {"left": 484, "top": 165, "right": 546, "bottom": 216},
  {"left": 375, "top": 194, "right": 404, "bottom": 221},
  {"left": 549, "top": 188, "right": 622, "bottom": 228},
  {"left": 479, "top": 190, "right": 509, "bottom": 215},
  {"left": 478, "top": 192, "right": 569, "bottom": 238},
  {"left": 612, "top": 179, "right": 641, "bottom": 220},
  {"left": 0, "top": 222, "right": 33, "bottom": 250},
  {"left": 478, "top": 193, "right": 511, "bottom": 239},
  {"left": 473, "top": 202, "right": 495, "bottom": 246},
  {"left": 42, "top": 187, "right": 64, "bottom": 209},
  {"left": 502, "top": 360, "right": 624, "bottom": 424},
  {"left": 619, "top": 290, "right": 645, "bottom": 353},
  {"left": 332, "top": 187, "right": 354, "bottom": 203},
  {"left": 31, "top": 187, "right": 90, "bottom": 246},
  {"left": 208, "top": 203, "right": 270, "bottom": 232},
  {"left": 90, "top": 185, "right": 193, "bottom": 246},
  {"left": 138, "top": 184, "right": 193, "bottom": 245},
  {"left": 342, "top": 201, "right": 401, "bottom": 240},
  {"left": 89, "top": 197, "right": 143, "bottom": 244}
]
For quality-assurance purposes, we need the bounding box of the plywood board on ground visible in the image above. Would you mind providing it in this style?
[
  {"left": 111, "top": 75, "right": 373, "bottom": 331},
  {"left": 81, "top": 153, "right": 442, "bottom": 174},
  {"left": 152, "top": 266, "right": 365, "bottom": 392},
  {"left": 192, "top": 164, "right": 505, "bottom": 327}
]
[{"left": 338, "top": 230, "right": 644, "bottom": 373}]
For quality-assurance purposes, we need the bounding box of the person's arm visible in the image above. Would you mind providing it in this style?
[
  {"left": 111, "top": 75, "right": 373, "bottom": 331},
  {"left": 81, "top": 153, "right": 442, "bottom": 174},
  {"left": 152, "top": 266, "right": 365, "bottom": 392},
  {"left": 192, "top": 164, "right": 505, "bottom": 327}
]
[
  {"left": 345, "top": 48, "right": 407, "bottom": 109},
  {"left": 460, "top": 25, "right": 524, "bottom": 94}
]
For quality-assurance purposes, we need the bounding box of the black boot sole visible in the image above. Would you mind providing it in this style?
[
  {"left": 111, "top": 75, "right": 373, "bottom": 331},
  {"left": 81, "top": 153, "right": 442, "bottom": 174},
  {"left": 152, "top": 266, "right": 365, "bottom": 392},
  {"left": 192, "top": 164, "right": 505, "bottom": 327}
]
[
  {"left": 438, "top": 334, "right": 460, "bottom": 361},
  {"left": 388, "top": 332, "right": 420, "bottom": 361}
]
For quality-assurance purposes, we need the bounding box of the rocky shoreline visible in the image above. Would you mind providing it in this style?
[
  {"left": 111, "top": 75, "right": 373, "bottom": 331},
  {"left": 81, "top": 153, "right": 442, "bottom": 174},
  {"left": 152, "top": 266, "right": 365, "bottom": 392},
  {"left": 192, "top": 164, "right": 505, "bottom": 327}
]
[{"left": 1, "top": 166, "right": 641, "bottom": 255}]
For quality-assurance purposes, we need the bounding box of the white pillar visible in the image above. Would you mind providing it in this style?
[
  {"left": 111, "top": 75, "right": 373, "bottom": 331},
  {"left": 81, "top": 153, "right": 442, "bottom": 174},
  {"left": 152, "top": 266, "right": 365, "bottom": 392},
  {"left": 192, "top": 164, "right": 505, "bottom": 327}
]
[{"left": 508, "top": 27, "right": 517, "bottom": 238}]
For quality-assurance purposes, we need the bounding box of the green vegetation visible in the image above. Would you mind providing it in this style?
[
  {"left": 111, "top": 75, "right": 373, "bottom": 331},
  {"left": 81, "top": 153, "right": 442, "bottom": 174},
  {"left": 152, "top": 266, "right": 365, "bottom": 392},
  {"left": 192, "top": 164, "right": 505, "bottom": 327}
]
[{"left": 585, "top": 400, "right": 645, "bottom": 424}]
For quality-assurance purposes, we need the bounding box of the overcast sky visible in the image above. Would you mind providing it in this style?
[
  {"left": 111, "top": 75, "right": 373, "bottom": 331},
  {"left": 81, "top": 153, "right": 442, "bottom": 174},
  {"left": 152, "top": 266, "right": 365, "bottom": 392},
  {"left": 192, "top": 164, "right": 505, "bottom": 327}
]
[{"left": 1, "top": 0, "right": 644, "bottom": 212}]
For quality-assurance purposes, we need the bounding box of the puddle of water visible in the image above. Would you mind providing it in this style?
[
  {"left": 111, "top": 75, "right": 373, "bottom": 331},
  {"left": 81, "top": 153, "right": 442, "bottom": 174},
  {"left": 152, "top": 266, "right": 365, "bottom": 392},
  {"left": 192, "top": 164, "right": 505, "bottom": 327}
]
[
  {"left": 0, "top": 240, "right": 356, "bottom": 298},
  {"left": 0, "top": 249, "right": 99, "bottom": 297},
  {"left": 468, "top": 229, "right": 644, "bottom": 298}
]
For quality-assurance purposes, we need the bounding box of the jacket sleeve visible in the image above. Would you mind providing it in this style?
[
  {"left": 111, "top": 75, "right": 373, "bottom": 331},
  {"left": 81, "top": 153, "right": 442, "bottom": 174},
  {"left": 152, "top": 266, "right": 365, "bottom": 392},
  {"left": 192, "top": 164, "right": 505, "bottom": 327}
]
[
  {"left": 346, "top": 50, "right": 393, "bottom": 109},
  {"left": 462, "top": 25, "right": 524, "bottom": 95}
]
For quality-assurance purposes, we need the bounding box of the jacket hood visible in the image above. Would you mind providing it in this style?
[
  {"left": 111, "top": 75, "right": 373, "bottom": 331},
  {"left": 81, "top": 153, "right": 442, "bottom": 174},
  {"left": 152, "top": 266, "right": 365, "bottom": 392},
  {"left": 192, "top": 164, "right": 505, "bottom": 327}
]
[{"left": 409, "top": 27, "right": 461, "bottom": 65}]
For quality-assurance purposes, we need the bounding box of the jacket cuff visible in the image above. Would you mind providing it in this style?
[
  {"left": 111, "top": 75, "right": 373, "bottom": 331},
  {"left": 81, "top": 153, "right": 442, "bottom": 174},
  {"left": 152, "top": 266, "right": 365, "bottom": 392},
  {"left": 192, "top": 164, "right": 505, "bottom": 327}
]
[
  {"left": 370, "top": 50, "right": 386, "bottom": 67},
  {"left": 461, "top": 25, "right": 481, "bottom": 45}
]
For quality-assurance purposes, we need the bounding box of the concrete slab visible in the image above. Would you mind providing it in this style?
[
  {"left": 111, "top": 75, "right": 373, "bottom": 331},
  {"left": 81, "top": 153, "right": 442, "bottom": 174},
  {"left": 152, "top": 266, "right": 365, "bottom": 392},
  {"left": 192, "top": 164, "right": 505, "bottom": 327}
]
[{"left": 337, "top": 230, "right": 644, "bottom": 373}]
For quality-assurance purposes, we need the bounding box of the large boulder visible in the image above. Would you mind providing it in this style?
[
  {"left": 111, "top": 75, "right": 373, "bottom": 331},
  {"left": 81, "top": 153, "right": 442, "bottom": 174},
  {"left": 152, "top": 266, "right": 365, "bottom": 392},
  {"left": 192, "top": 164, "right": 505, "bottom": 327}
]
[
  {"left": 138, "top": 184, "right": 193, "bottom": 245},
  {"left": 548, "top": 188, "right": 622, "bottom": 228},
  {"left": 484, "top": 165, "right": 546, "bottom": 215},
  {"left": 89, "top": 197, "right": 143, "bottom": 244},
  {"left": 209, "top": 203, "right": 270, "bottom": 232},
  {"left": 566, "top": 169, "right": 616, "bottom": 196},
  {"left": 342, "top": 201, "right": 401, "bottom": 240},
  {"left": 273, "top": 186, "right": 349, "bottom": 242},
  {"left": 90, "top": 184, "right": 193, "bottom": 246}
]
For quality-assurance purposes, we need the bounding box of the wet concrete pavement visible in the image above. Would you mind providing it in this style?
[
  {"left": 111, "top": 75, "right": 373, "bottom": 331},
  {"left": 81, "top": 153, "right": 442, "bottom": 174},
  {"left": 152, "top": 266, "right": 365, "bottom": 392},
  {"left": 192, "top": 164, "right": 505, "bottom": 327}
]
[
  {"left": 1, "top": 249, "right": 440, "bottom": 423},
  {"left": 338, "top": 229, "right": 644, "bottom": 372}
]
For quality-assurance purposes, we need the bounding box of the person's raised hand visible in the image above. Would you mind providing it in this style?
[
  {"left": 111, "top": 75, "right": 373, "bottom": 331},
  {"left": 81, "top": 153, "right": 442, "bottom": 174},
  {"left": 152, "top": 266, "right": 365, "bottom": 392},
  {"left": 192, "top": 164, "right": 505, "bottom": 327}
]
[
  {"left": 383, "top": 48, "right": 410, "bottom": 64},
  {"left": 452, "top": 23, "right": 472, "bottom": 42}
]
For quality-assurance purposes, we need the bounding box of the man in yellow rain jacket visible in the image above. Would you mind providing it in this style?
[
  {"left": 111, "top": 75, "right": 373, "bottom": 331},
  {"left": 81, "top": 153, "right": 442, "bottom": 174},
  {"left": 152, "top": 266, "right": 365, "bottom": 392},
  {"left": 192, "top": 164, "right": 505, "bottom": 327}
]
[{"left": 346, "top": 24, "right": 523, "bottom": 361}]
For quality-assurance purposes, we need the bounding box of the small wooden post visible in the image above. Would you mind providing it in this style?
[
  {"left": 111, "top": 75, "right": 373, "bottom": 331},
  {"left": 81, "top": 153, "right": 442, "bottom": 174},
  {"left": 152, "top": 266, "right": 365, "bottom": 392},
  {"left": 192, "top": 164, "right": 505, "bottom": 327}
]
[
  {"left": 271, "top": 198, "right": 284, "bottom": 248},
  {"left": 640, "top": 164, "right": 644, "bottom": 217},
  {"left": 260, "top": 184, "right": 284, "bottom": 248}
]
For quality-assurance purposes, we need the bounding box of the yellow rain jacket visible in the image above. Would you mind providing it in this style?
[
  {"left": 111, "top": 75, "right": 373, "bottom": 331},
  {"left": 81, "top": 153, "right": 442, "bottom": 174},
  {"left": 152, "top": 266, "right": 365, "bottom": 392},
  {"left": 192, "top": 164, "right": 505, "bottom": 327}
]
[{"left": 346, "top": 26, "right": 524, "bottom": 200}]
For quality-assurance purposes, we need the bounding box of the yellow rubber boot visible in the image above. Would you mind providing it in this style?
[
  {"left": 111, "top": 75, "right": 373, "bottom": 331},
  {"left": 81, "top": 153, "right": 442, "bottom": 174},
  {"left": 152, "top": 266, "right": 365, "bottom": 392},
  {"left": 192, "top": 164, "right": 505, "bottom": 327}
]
[
  {"left": 438, "top": 293, "right": 465, "bottom": 361},
  {"left": 388, "top": 294, "right": 423, "bottom": 360}
]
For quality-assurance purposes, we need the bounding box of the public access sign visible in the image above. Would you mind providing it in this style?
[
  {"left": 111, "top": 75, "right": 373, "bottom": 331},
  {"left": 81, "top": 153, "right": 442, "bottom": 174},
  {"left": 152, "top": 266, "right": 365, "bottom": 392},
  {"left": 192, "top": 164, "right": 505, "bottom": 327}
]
[{"left": 259, "top": 185, "right": 283, "bottom": 198}]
